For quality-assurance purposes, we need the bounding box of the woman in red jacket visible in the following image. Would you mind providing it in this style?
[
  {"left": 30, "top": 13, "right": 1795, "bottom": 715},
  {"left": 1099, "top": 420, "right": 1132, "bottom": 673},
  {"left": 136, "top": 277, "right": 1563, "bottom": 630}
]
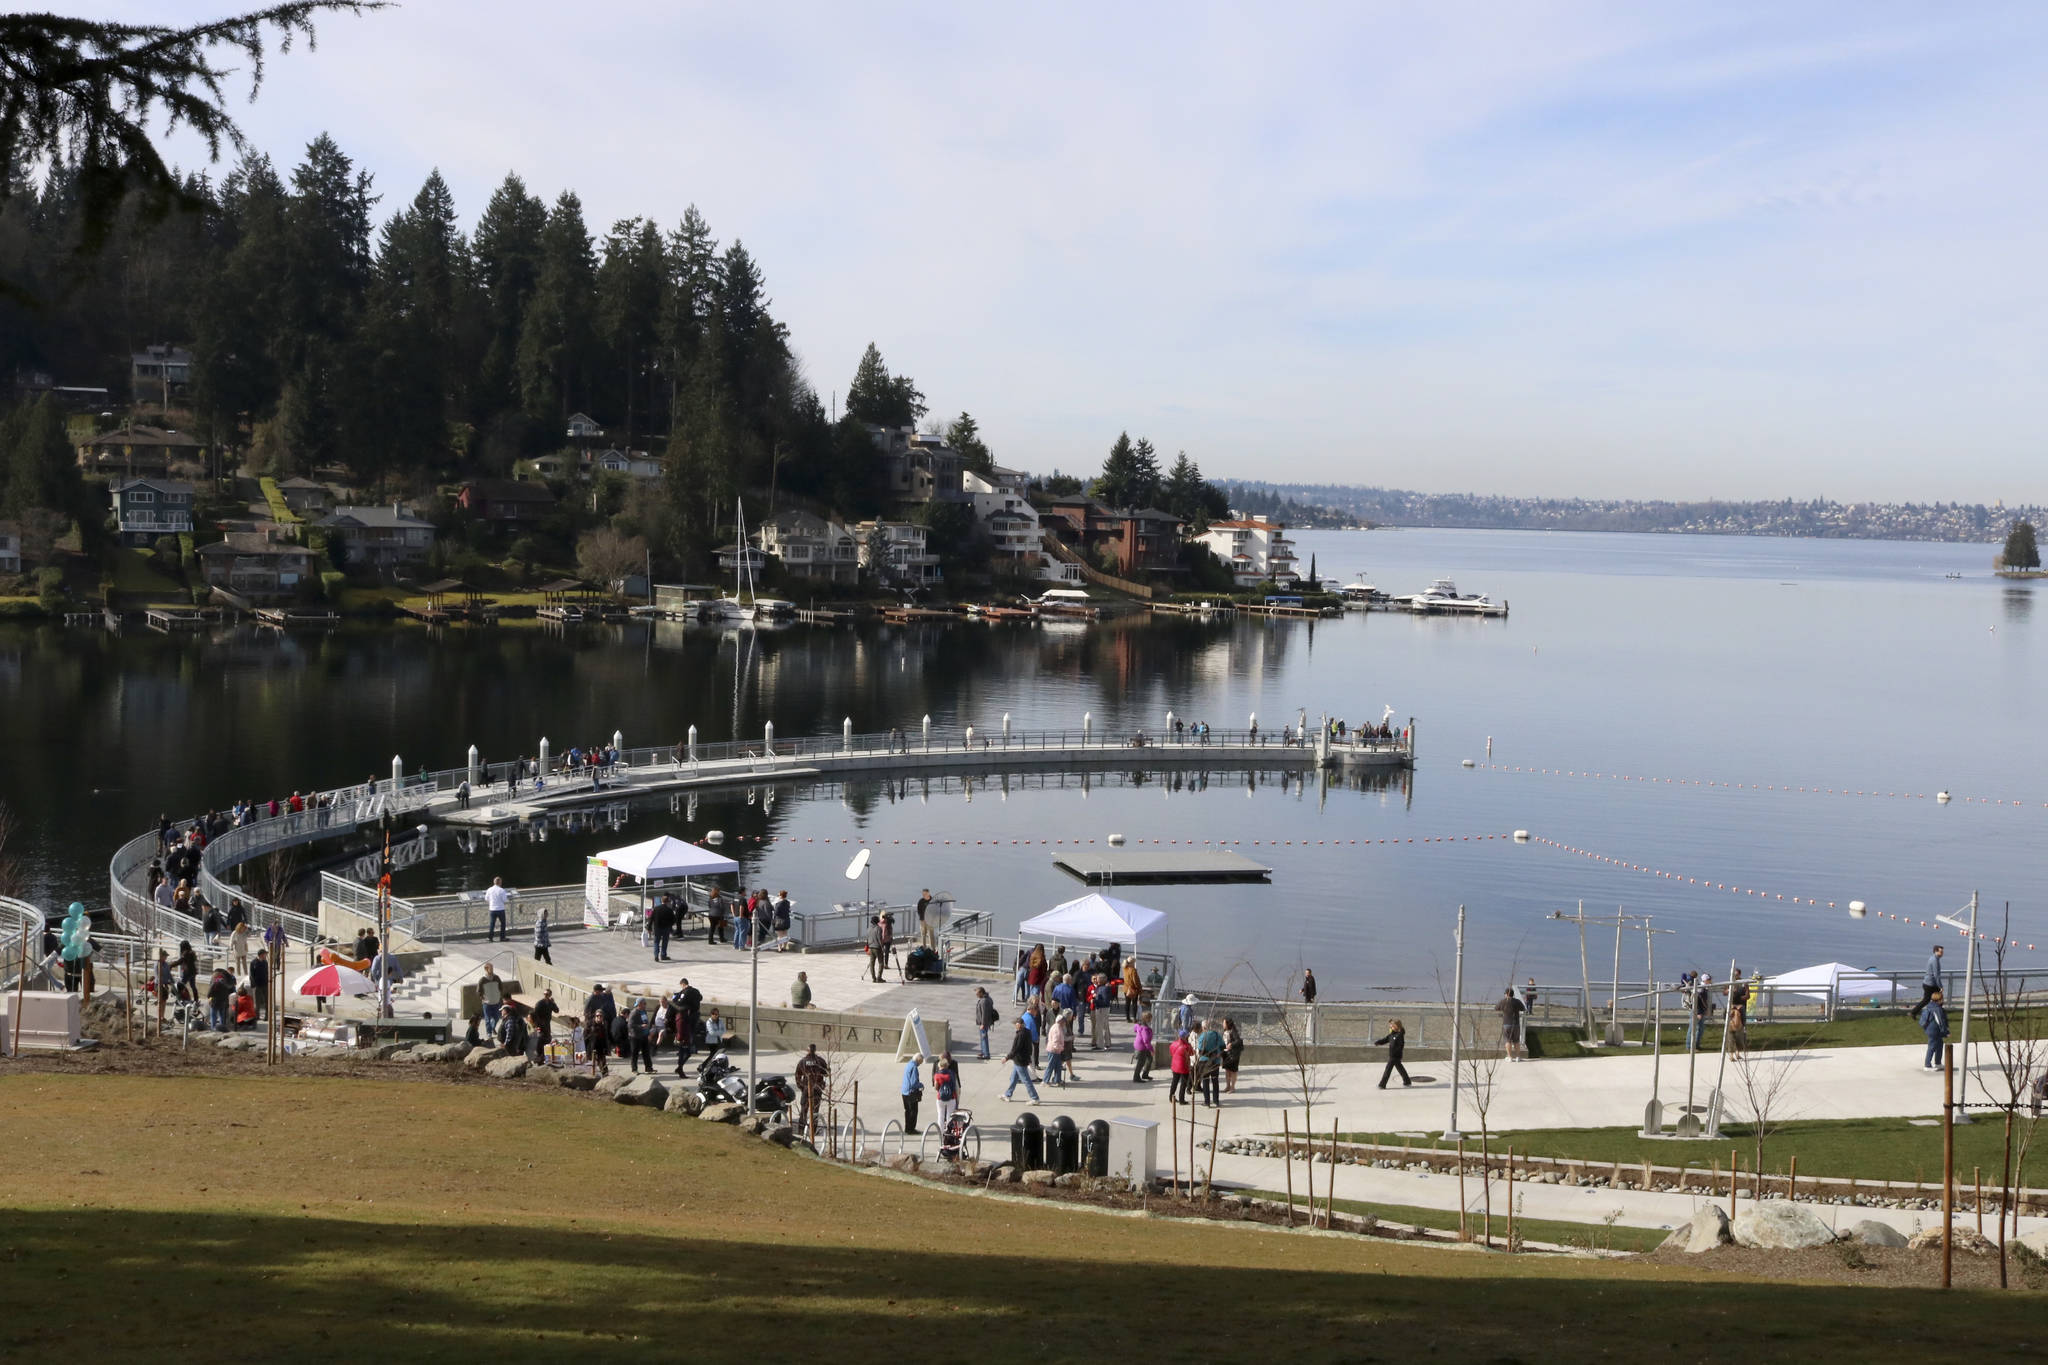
[
  {"left": 1166, "top": 1030, "right": 1194, "bottom": 1105},
  {"left": 232, "top": 986, "right": 258, "bottom": 1030}
]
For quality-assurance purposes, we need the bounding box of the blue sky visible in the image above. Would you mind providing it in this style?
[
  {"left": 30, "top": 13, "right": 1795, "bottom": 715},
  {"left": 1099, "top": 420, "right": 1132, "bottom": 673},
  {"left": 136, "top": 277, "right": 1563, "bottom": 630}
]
[{"left": 101, "top": 2, "right": 2048, "bottom": 500}]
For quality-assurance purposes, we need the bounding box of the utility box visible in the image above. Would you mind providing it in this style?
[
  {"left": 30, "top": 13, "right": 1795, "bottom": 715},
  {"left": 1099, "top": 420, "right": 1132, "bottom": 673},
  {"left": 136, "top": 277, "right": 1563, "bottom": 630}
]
[
  {"left": 0, "top": 991, "right": 82, "bottom": 1052},
  {"left": 1106, "top": 1116, "right": 1158, "bottom": 1186}
]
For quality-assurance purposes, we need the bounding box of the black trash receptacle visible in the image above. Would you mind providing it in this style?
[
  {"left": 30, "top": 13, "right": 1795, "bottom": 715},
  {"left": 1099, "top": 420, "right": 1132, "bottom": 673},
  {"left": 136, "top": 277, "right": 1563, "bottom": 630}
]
[
  {"left": 1010, "top": 1111, "right": 1044, "bottom": 1169},
  {"left": 1048, "top": 1114, "right": 1079, "bottom": 1174},
  {"left": 1081, "top": 1119, "right": 1111, "bottom": 1177}
]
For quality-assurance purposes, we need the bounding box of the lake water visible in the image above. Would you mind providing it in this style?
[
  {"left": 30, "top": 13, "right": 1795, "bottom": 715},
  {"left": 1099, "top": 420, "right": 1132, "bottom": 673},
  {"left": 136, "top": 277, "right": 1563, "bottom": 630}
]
[{"left": 3, "top": 528, "right": 2040, "bottom": 995}]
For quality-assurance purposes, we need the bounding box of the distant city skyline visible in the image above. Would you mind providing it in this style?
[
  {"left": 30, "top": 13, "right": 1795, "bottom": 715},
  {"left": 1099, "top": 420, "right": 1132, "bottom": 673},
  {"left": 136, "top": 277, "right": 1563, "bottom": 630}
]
[{"left": 100, "top": 1, "right": 2048, "bottom": 502}]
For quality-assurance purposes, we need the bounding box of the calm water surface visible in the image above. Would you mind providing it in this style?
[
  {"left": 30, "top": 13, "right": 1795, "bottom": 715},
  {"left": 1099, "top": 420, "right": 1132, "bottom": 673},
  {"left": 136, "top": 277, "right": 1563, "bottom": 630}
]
[{"left": 3, "top": 529, "right": 2040, "bottom": 993}]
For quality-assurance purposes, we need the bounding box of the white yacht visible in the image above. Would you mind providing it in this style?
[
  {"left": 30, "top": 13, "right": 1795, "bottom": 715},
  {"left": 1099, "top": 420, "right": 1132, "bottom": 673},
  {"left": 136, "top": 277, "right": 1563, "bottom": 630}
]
[
  {"left": 1407, "top": 577, "right": 1507, "bottom": 616},
  {"left": 1339, "top": 574, "right": 1383, "bottom": 608}
]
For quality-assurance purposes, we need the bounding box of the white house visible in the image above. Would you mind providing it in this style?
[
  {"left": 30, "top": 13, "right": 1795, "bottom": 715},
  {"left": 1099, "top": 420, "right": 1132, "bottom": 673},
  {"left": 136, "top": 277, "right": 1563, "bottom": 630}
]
[
  {"left": 963, "top": 466, "right": 1042, "bottom": 560},
  {"left": 589, "top": 447, "right": 664, "bottom": 481},
  {"left": 856, "top": 520, "right": 942, "bottom": 587},
  {"left": 565, "top": 412, "right": 604, "bottom": 440},
  {"left": 714, "top": 543, "right": 769, "bottom": 578},
  {"left": 110, "top": 478, "right": 194, "bottom": 544},
  {"left": 1195, "top": 517, "right": 1299, "bottom": 587},
  {"left": 757, "top": 509, "right": 858, "bottom": 583},
  {"left": 0, "top": 521, "right": 20, "bottom": 574}
]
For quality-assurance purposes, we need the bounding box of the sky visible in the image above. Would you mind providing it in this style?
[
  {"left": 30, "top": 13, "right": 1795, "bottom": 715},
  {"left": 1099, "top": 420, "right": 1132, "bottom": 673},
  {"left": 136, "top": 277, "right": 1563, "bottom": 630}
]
[{"left": 90, "top": 1, "right": 2048, "bottom": 501}]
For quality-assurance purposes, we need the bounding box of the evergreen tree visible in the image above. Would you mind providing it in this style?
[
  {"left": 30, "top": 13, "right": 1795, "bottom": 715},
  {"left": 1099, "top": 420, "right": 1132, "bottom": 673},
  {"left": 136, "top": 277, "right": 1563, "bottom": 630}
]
[
  {"left": 659, "top": 204, "right": 718, "bottom": 419},
  {"left": 2, "top": 395, "right": 83, "bottom": 521},
  {"left": 192, "top": 154, "right": 288, "bottom": 443},
  {"left": 1094, "top": 431, "right": 1162, "bottom": 508},
  {"left": 517, "top": 190, "right": 596, "bottom": 420},
  {"left": 2004, "top": 519, "right": 2040, "bottom": 570},
  {"left": 844, "top": 342, "right": 925, "bottom": 427},
  {"left": 945, "top": 411, "right": 993, "bottom": 474},
  {"left": 359, "top": 169, "right": 469, "bottom": 480},
  {"left": 595, "top": 217, "right": 664, "bottom": 439},
  {"left": 471, "top": 172, "right": 547, "bottom": 418},
  {"left": 1128, "top": 437, "right": 1161, "bottom": 507}
]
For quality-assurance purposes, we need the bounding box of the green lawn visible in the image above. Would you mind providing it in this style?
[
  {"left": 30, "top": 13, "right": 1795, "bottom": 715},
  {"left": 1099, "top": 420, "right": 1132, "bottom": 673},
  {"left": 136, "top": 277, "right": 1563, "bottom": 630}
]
[
  {"left": 108, "top": 547, "right": 188, "bottom": 601},
  {"left": 1247, "top": 1188, "right": 1670, "bottom": 1252},
  {"left": 1339, "top": 1115, "right": 2044, "bottom": 1190}
]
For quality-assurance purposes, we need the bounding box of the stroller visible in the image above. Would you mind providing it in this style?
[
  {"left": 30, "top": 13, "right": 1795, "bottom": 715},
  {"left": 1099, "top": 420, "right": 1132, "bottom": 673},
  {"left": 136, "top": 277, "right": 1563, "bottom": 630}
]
[
  {"left": 903, "top": 945, "right": 944, "bottom": 981},
  {"left": 936, "top": 1107, "right": 976, "bottom": 1162}
]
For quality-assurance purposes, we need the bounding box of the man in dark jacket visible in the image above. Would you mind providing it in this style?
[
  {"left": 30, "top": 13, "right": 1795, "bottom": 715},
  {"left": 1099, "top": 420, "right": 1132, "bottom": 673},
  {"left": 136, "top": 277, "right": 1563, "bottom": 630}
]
[
  {"left": 650, "top": 899, "right": 673, "bottom": 963},
  {"left": 1000, "top": 1019, "right": 1041, "bottom": 1103},
  {"left": 627, "top": 1001, "right": 655, "bottom": 1074},
  {"left": 1913, "top": 945, "right": 1945, "bottom": 1020},
  {"left": 973, "top": 987, "right": 1000, "bottom": 1059},
  {"left": 247, "top": 949, "right": 270, "bottom": 1019},
  {"left": 795, "top": 1044, "right": 829, "bottom": 1132}
]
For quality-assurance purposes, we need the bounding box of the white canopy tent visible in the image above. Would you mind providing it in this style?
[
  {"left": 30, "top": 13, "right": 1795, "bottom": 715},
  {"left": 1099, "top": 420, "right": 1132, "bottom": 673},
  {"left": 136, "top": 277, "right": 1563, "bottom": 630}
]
[
  {"left": 1018, "top": 892, "right": 1169, "bottom": 956},
  {"left": 587, "top": 836, "right": 738, "bottom": 929},
  {"left": 1761, "top": 962, "right": 1896, "bottom": 1009}
]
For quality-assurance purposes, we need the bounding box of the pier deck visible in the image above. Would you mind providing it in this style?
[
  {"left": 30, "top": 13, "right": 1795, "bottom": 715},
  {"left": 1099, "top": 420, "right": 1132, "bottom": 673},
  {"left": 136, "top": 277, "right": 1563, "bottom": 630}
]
[{"left": 1052, "top": 848, "right": 1274, "bottom": 883}]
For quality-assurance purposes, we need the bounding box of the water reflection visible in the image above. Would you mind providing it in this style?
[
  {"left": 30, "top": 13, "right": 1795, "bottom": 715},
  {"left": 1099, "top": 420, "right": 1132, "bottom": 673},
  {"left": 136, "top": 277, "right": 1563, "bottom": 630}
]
[{"left": 2003, "top": 587, "right": 2033, "bottom": 622}]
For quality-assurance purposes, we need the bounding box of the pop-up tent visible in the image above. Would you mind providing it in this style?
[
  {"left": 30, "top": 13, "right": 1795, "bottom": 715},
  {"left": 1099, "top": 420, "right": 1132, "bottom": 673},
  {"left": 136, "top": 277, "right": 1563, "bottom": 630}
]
[
  {"left": 1018, "top": 892, "right": 1169, "bottom": 956},
  {"left": 587, "top": 836, "right": 738, "bottom": 928},
  {"left": 1761, "top": 962, "right": 1897, "bottom": 1008}
]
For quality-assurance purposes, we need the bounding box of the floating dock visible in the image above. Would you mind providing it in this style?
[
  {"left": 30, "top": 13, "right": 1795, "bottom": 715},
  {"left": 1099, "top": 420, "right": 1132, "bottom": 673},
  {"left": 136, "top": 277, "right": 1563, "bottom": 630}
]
[{"left": 1051, "top": 848, "right": 1274, "bottom": 884}]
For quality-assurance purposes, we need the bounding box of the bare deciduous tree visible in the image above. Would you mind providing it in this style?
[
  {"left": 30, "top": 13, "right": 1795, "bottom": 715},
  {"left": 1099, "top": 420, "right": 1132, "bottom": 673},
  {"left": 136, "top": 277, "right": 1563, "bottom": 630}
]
[
  {"left": 1232, "top": 963, "right": 1330, "bottom": 1221},
  {"left": 576, "top": 527, "right": 649, "bottom": 595},
  {"left": 0, "top": 798, "right": 25, "bottom": 900},
  {"left": 1726, "top": 1031, "right": 1818, "bottom": 1197},
  {"left": 1978, "top": 905, "right": 2045, "bottom": 1288}
]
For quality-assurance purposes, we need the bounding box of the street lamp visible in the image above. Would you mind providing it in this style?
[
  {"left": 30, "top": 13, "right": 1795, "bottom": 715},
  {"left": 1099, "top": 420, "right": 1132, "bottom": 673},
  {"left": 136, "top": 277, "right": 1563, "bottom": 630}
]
[{"left": 1935, "top": 891, "right": 1980, "bottom": 1118}]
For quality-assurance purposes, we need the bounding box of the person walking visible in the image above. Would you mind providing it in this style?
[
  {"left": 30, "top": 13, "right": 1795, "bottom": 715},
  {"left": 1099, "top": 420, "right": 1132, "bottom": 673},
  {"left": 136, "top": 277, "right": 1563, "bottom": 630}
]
[
  {"left": 1167, "top": 1030, "right": 1193, "bottom": 1105},
  {"left": 1688, "top": 976, "right": 1713, "bottom": 1052},
  {"left": 1000, "top": 1020, "right": 1041, "bottom": 1103},
  {"left": 1921, "top": 989, "right": 1950, "bottom": 1069},
  {"left": 485, "top": 876, "right": 513, "bottom": 943},
  {"left": 247, "top": 948, "right": 269, "bottom": 1020},
  {"left": 1196, "top": 1019, "right": 1225, "bottom": 1108},
  {"left": 932, "top": 1051, "right": 961, "bottom": 1129},
  {"left": 628, "top": 1000, "right": 655, "bottom": 1074},
  {"left": 1374, "top": 1019, "right": 1411, "bottom": 1088},
  {"left": 1221, "top": 1017, "right": 1244, "bottom": 1093},
  {"left": 1131, "top": 1011, "right": 1155, "bottom": 1083},
  {"left": 867, "top": 914, "right": 888, "bottom": 983},
  {"left": 229, "top": 920, "right": 252, "bottom": 978},
  {"left": 1913, "top": 945, "right": 1945, "bottom": 1020},
  {"left": 973, "top": 986, "right": 1000, "bottom": 1060},
  {"left": 531, "top": 910, "right": 553, "bottom": 965},
  {"left": 479, "top": 964, "right": 505, "bottom": 1035},
  {"left": 1495, "top": 986, "right": 1527, "bottom": 1061},
  {"left": 795, "top": 1044, "right": 829, "bottom": 1133},
  {"left": 901, "top": 1053, "right": 926, "bottom": 1132},
  {"left": 531, "top": 988, "right": 559, "bottom": 1064},
  {"left": 1042, "top": 1011, "right": 1071, "bottom": 1087}
]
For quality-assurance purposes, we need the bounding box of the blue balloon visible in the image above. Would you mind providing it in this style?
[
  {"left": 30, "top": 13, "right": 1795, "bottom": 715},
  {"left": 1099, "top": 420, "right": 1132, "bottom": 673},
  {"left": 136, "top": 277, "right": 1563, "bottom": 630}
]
[{"left": 59, "top": 902, "right": 93, "bottom": 962}]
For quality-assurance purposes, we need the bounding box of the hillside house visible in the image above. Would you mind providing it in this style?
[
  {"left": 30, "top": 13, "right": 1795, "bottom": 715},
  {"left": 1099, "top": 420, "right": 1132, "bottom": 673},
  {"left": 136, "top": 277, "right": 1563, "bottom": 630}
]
[
  {"left": 110, "top": 478, "right": 194, "bottom": 544},
  {"left": 275, "top": 477, "right": 331, "bottom": 516},
  {"left": 196, "top": 531, "right": 316, "bottom": 601},
  {"left": 757, "top": 509, "right": 859, "bottom": 583},
  {"left": 590, "top": 447, "right": 665, "bottom": 481},
  {"left": 856, "top": 520, "right": 942, "bottom": 587},
  {"left": 458, "top": 478, "right": 557, "bottom": 525},
  {"left": 1043, "top": 496, "right": 1184, "bottom": 578},
  {"left": 316, "top": 505, "right": 436, "bottom": 569},
  {"left": 130, "top": 345, "right": 193, "bottom": 402},
  {"left": 0, "top": 521, "right": 19, "bottom": 574},
  {"left": 964, "top": 466, "right": 1043, "bottom": 566},
  {"left": 76, "top": 425, "right": 205, "bottom": 480},
  {"left": 565, "top": 412, "right": 604, "bottom": 440}
]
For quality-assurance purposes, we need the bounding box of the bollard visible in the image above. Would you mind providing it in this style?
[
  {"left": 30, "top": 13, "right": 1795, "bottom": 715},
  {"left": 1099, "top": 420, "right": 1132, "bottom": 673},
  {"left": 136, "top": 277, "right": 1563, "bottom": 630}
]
[
  {"left": 1048, "top": 1115, "right": 1080, "bottom": 1174},
  {"left": 539, "top": 737, "right": 550, "bottom": 774},
  {"left": 922, "top": 715, "right": 931, "bottom": 751},
  {"left": 1002, "top": 713, "right": 1011, "bottom": 746},
  {"left": 764, "top": 721, "right": 775, "bottom": 757},
  {"left": 613, "top": 729, "right": 623, "bottom": 755},
  {"left": 843, "top": 717, "right": 853, "bottom": 753},
  {"left": 687, "top": 725, "right": 697, "bottom": 762},
  {"left": 467, "top": 744, "right": 479, "bottom": 787},
  {"left": 965, "top": 726, "right": 974, "bottom": 750},
  {"left": 1082, "top": 712, "right": 1092, "bottom": 745},
  {"left": 1166, "top": 710, "right": 1175, "bottom": 743},
  {"left": 390, "top": 755, "right": 403, "bottom": 797}
]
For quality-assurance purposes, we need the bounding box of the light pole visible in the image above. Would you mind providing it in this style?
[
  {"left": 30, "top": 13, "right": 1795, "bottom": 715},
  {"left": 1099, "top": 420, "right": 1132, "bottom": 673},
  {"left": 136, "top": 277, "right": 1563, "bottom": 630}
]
[
  {"left": 1935, "top": 891, "right": 1980, "bottom": 1119},
  {"left": 1446, "top": 904, "right": 1466, "bottom": 1140}
]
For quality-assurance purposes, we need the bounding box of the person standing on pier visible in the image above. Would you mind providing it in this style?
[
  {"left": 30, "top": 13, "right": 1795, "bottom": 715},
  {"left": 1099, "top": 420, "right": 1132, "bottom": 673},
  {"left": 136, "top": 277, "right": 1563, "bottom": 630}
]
[
  {"left": 867, "top": 915, "right": 887, "bottom": 982},
  {"left": 916, "top": 889, "right": 936, "bottom": 950},
  {"left": 650, "top": 897, "right": 673, "bottom": 962},
  {"left": 1122, "top": 958, "right": 1143, "bottom": 1022},
  {"left": 973, "top": 986, "right": 999, "bottom": 1059},
  {"left": 485, "top": 877, "right": 513, "bottom": 943},
  {"left": 1131, "top": 1011, "right": 1155, "bottom": 1082},
  {"left": 1496, "top": 987, "right": 1526, "bottom": 1061},
  {"left": 532, "top": 910, "right": 553, "bottom": 965},
  {"left": 901, "top": 1053, "right": 926, "bottom": 1131},
  {"left": 627, "top": 1000, "right": 655, "bottom": 1074},
  {"left": 773, "top": 891, "right": 793, "bottom": 951},
  {"left": 1920, "top": 989, "right": 1950, "bottom": 1069},
  {"left": 706, "top": 889, "right": 727, "bottom": 945}
]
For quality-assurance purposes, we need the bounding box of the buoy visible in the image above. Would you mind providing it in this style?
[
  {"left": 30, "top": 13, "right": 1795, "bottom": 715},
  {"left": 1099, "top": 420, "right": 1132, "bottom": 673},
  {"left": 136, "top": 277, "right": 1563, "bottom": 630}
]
[
  {"left": 1512, "top": 829, "right": 1530, "bottom": 842},
  {"left": 1461, "top": 758, "right": 1476, "bottom": 768},
  {"left": 1937, "top": 791, "right": 1951, "bottom": 803},
  {"left": 704, "top": 829, "right": 726, "bottom": 845},
  {"left": 1107, "top": 833, "right": 1125, "bottom": 847},
  {"left": 1848, "top": 900, "right": 1867, "bottom": 918}
]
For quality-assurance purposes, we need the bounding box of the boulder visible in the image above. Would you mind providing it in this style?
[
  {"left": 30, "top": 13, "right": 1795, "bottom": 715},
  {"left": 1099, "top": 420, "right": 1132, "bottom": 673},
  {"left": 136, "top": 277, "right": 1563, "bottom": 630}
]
[
  {"left": 887, "top": 1153, "right": 921, "bottom": 1173},
  {"left": 1052, "top": 1172, "right": 1081, "bottom": 1189},
  {"left": 484, "top": 1056, "right": 530, "bottom": 1080},
  {"left": 922, "top": 1159, "right": 957, "bottom": 1178},
  {"left": 1847, "top": 1220, "right": 1908, "bottom": 1248},
  {"left": 463, "top": 1045, "right": 509, "bottom": 1071},
  {"left": 1021, "top": 1168, "right": 1058, "bottom": 1186},
  {"left": 592, "top": 1073, "right": 631, "bottom": 1099},
  {"left": 739, "top": 1113, "right": 775, "bottom": 1136},
  {"left": 699, "top": 1101, "right": 743, "bottom": 1124},
  {"left": 614, "top": 1075, "right": 668, "bottom": 1107},
  {"left": 555, "top": 1071, "right": 597, "bottom": 1091},
  {"left": 214, "top": 1034, "right": 258, "bottom": 1051},
  {"left": 761, "top": 1123, "right": 795, "bottom": 1147},
  {"left": 663, "top": 1091, "right": 696, "bottom": 1113},
  {"left": 1679, "top": 1205, "right": 1733, "bottom": 1253},
  {"left": 366, "top": 1041, "right": 408, "bottom": 1061},
  {"left": 1732, "top": 1202, "right": 1837, "bottom": 1251},
  {"left": 2016, "top": 1228, "right": 2048, "bottom": 1258},
  {"left": 1908, "top": 1225, "right": 1995, "bottom": 1255},
  {"left": 787, "top": 1139, "right": 818, "bottom": 1157},
  {"left": 987, "top": 1164, "right": 1018, "bottom": 1183}
]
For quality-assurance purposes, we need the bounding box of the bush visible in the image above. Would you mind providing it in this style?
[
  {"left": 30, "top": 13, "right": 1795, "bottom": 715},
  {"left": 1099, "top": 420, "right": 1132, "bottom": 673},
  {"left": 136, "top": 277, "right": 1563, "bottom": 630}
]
[{"left": 319, "top": 571, "right": 345, "bottom": 601}]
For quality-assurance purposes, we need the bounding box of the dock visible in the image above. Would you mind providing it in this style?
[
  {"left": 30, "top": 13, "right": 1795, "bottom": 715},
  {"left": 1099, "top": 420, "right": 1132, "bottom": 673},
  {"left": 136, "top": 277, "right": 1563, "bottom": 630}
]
[
  {"left": 145, "top": 607, "right": 221, "bottom": 632},
  {"left": 795, "top": 607, "right": 856, "bottom": 626},
  {"left": 254, "top": 606, "right": 340, "bottom": 629},
  {"left": 1051, "top": 848, "right": 1274, "bottom": 884}
]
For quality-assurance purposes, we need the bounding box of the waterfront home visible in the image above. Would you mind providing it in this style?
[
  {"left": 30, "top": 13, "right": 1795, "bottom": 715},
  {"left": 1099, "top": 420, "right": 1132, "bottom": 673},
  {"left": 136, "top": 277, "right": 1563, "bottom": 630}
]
[
  {"left": 458, "top": 477, "right": 557, "bottom": 526},
  {"left": 130, "top": 344, "right": 193, "bottom": 402},
  {"left": 196, "top": 530, "right": 316, "bottom": 600},
  {"left": 590, "top": 447, "right": 665, "bottom": 481},
  {"left": 565, "top": 411, "right": 604, "bottom": 440},
  {"left": 757, "top": 509, "right": 859, "bottom": 583},
  {"left": 714, "top": 543, "right": 769, "bottom": 578},
  {"left": 274, "top": 476, "right": 332, "bottom": 517},
  {"left": 856, "top": 520, "right": 943, "bottom": 587},
  {"left": 315, "top": 504, "right": 437, "bottom": 569},
  {"left": 76, "top": 424, "right": 205, "bottom": 480},
  {"left": 1043, "top": 496, "right": 1185, "bottom": 579},
  {"left": 965, "top": 466, "right": 1044, "bottom": 569},
  {"left": 866, "top": 425, "right": 968, "bottom": 508},
  {"left": 1195, "top": 517, "right": 1300, "bottom": 588},
  {"left": 0, "top": 521, "right": 20, "bottom": 574},
  {"left": 110, "top": 478, "right": 194, "bottom": 544}
]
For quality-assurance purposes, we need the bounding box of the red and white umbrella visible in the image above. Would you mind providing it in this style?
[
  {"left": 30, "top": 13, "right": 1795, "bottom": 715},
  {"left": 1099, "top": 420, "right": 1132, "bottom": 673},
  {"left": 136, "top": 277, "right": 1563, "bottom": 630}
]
[{"left": 292, "top": 963, "right": 375, "bottom": 998}]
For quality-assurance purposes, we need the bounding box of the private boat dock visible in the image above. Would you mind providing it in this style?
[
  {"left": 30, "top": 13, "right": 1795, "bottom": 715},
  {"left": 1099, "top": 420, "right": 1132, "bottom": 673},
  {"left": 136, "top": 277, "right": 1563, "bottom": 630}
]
[{"left": 1051, "top": 847, "right": 1274, "bottom": 884}]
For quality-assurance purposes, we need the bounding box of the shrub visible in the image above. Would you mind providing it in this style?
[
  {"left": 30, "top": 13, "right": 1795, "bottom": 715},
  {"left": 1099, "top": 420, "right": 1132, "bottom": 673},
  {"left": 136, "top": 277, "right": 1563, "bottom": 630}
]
[{"left": 319, "top": 571, "right": 345, "bottom": 602}]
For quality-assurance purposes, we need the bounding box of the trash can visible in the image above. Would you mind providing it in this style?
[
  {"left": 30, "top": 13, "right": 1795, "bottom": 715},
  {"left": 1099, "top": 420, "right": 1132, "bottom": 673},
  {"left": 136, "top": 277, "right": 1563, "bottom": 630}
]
[
  {"left": 1081, "top": 1119, "right": 1111, "bottom": 1177},
  {"left": 1048, "top": 1114, "right": 1079, "bottom": 1174},
  {"left": 1010, "top": 1111, "right": 1044, "bottom": 1169}
]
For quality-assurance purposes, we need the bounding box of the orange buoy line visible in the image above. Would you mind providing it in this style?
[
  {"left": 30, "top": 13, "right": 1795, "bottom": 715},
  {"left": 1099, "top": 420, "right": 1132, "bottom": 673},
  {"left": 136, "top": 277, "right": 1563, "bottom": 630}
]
[
  {"left": 764, "top": 832, "right": 1513, "bottom": 848},
  {"left": 1527, "top": 836, "right": 2037, "bottom": 953}
]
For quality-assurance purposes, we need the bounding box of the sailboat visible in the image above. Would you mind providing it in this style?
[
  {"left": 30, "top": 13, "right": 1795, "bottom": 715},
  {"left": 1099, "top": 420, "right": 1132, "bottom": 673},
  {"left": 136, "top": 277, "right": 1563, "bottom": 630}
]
[{"left": 710, "top": 499, "right": 759, "bottom": 622}]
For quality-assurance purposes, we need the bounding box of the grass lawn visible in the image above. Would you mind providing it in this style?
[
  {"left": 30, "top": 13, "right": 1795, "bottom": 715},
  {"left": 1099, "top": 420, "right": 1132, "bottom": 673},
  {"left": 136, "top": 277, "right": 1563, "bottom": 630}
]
[
  {"left": 1338, "top": 1115, "right": 2044, "bottom": 1191},
  {"left": 108, "top": 547, "right": 189, "bottom": 601},
  {"left": 1528, "top": 1009, "right": 2048, "bottom": 1060},
  {"left": 0, "top": 1073, "right": 2040, "bottom": 1359}
]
